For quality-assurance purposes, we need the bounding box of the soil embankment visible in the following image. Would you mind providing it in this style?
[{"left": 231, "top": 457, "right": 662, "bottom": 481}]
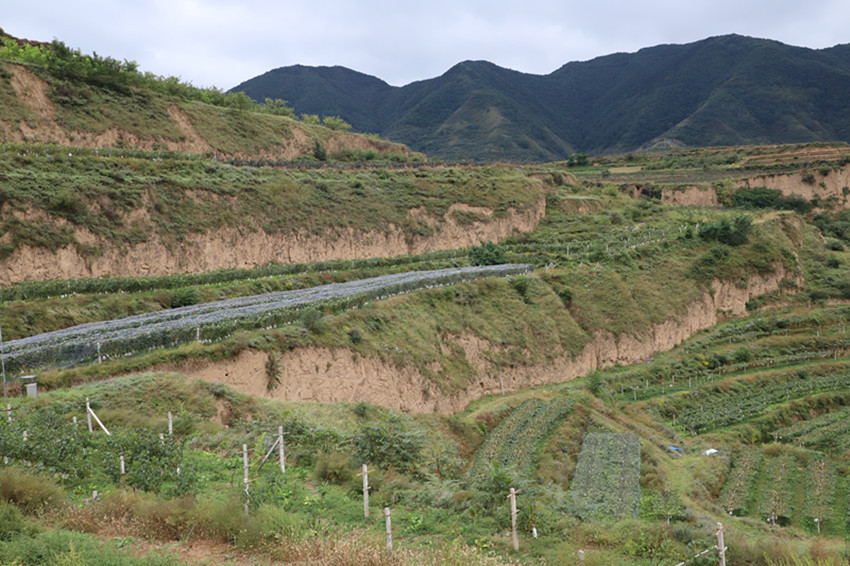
[
  {"left": 177, "top": 265, "right": 798, "bottom": 414},
  {"left": 0, "top": 200, "right": 545, "bottom": 283}
]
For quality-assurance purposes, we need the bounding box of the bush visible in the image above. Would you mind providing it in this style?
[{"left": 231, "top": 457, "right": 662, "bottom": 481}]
[
  {"left": 0, "top": 501, "right": 27, "bottom": 540},
  {"left": 313, "top": 453, "right": 354, "bottom": 484},
  {"left": 171, "top": 287, "right": 201, "bottom": 308},
  {"left": 0, "top": 468, "right": 65, "bottom": 514},
  {"left": 699, "top": 215, "right": 752, "bottom": 246},
  {"left": 468, "top": 241, "right": 507, "bottom": 265},
  {"left": 352, "top": 417, "right": 424, "bottom": 473}
]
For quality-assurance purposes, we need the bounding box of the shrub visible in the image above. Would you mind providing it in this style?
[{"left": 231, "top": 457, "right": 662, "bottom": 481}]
[
  {"left": 265, "top": 352, "right": 282, "bottom": 390},
  {"left": 699, "top": 215, "right": 752, "bottom": 246},
  {"left": 313, "top": 453, "right": 354, "bottom": 484},
  {"left": 171, "top": 287, "right": 201, "bottom": 308},
  {"left": 0, "top": 501, "right": 27, "bottom": 540},
  {"left": 0, "top": 468, "right": 65, "bottom": 514},
  {"left": 468, "top": 241, "right": 507, "bottom": 265},
  {"left": 352, "top": 417, "right": 424, "bottom": 473}
]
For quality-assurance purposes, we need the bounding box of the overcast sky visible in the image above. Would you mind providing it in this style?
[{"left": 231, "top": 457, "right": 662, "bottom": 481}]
[{"left": 5, "top": 1, "right": 849, "bottom": 90}]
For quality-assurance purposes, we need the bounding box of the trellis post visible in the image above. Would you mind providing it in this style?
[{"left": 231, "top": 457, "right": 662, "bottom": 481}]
[
  {"left": 716, "top": 522, "right": 727, "bottom": 566},
  {"left": 278, "top": 426, "right": 286, "bottom": 473},
  {"left": 384, "top": 507, "right": 393, "bottom": 554},
  {"left": 86, "top": 397, "right": 93, "bottom": 432},
  {"left": 243, "top": 443, "right": 250, "bottom": 514},
  {"left": 358, "top": 463, "right": 370, "bottom": 518},
  {"left": 507, "top": 487, "right": 520, "bottom": 551}
]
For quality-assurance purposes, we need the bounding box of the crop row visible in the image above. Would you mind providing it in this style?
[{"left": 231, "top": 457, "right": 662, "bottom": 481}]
[
  {"left": 612, "top": 338, "right": 849, "bottom": 404},
  {"left": 0, "top": 264, "right": 531, "bottom": 374},
  {"left": 756, "top": 455, "right": 796, "bottom": 523},
  {"left": 0, "top": 405, "right": 190, "bottom": 495},
  {"left": 775, "top": 408, "right": 850, "bottom": 452},
  {"left": 685, "top": 307, "right": 850, "bottom": 346},
  {"left": 718, "top": 450, "right": 763, "bottom": 515},
  {"left": 467, "top": 397, "right": 572, "bottom": 479},
  {"left": 804, "top": 459, "right": 835, "bottom": 529},
  {"left": 567, "top": 432, "right": 641, "bottom": 519},
  {"left": 660, "top": 370, "right": 850, "bottom": 434}
]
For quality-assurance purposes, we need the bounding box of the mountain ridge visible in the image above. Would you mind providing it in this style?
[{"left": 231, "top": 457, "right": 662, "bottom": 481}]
[{"left": 232, "top": 34, "right": 850, "bottom": 161}]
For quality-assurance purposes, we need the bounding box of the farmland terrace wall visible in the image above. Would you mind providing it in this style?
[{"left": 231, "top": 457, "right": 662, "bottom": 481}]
[
  {"left": 736, "top": 166, "right": 850, "bottom": 207},
  {"left": 0, "top": 200, "right": 545, "bottom": 284},
  {"left": 175, "top": 263, "right": 800, "bottom": 414},
  {"left": 660, "top": 165, "right": 850, "bottom": 208}
]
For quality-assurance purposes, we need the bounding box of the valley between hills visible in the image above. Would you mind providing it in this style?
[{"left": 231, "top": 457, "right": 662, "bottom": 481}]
[{"left": 4, "top": 33, "right": 850, "bottom": 565}]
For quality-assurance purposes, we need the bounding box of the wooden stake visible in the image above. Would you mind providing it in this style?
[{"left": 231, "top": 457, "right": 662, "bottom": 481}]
[
  {"left": 120, "top": 455, "right": 125, "bottom": 475},
  {"left": 87, "top": 404, "right": 111, "bottom": 435},
  {"left": 507, "top": 487, "right": 520, "bottom": 551},
  {"left": 384, "top": 507, "right": 393, "bottom": 554},
  {"left": 86, "top": 398, "right": 93, "bottom": 433},
  {"left": 279, "top": 426, "right": 286, "bottom": 474},
  {"left": 716, "top": 522, "right": 727, "bottom": 566},
  {"left": 358, "top": 464, "right": 370, "bottom": 518},
  {"left": 243, "top": 444, "right": 250, "bottom": 514},
  {"left": 168, "top": 412, "right": 173, "bottom": 435}
]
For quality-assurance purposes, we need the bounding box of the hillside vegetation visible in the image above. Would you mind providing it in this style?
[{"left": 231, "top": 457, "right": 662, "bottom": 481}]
[
  {"left": 0, "top": 31, "right": 417, "bottom": 163},
  {"left": 6, "top": 33, "right": 850, "bottom": 566},
  {"left": 233, "top": 35, "right": 850, "bottom": 161}
]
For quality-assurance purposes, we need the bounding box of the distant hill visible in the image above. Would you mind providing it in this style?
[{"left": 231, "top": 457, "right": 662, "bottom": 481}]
[{"left": 232, "top": 35, "right": 850, "bottom": 161}]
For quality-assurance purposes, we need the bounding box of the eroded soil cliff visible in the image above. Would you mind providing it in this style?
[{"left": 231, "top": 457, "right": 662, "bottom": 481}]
[{"left": 175, "top": 266, "right": 798, "bottom": 414}]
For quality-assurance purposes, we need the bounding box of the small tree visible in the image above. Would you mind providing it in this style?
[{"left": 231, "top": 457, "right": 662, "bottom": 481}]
[
  {"left": 469, "top": 241, "right": 507, "bottom": 265},
  {"left": 322, "top": 115, "right": 352, "bottom": 131},
  {"left": 259, "top": 98, "right": 295, "bottom": 117}
]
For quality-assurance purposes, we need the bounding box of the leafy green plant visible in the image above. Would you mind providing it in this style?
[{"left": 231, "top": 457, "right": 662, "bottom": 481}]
[{"left": 468, "top": 241, "right": 507, "bottom": 265}]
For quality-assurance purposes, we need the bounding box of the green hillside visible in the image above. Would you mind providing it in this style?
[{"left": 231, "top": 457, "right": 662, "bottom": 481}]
[
  {"left": 232, "top": 35, "right": 850, "bottom": 161},
  {"left": 6, "top": 33, "right": 850, "bottom": 566}
]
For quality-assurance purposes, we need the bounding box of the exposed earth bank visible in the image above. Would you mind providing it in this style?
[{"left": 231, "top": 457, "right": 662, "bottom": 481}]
[
  {"left": 175, "top": 265, "right": 799, "bottom": 414},
  {"left": 0, "top": 200, "right": 546, "bottom": 283}
]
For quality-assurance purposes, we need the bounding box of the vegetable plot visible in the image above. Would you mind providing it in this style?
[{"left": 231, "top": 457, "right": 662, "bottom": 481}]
[
  {"left": 1, "top": 264, "right": 531, "bottom": 373},
  {"left": 567, "top": 432, "right": 641, "bottom": 519},
  {"left": 468, "top": 397, "right": 572, "bottom": 479}
]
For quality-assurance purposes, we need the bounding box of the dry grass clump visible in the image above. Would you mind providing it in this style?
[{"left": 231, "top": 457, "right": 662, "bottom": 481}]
[{"left": 0, "top": 467, "right": 65, "bottom": 514}]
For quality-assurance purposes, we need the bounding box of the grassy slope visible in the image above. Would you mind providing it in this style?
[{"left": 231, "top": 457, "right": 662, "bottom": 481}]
[
  {"left": 3, "top": 40, "right": 850, "bottom": 563},
  {"left": 0, "top": 144, "right": 543, "bottom": 265}
]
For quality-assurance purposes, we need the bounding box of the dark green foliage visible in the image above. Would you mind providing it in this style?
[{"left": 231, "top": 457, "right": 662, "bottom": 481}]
[
  {"left": 312, "top": 139, "right": 327, "bottom": 161},
  {"left": 698, "top": 215, "right": 752, "bottom": 246},
  {"left": 265, "top": 353, "right": 282, "bottom": 390},
  {"left": 170, "top": 287, "right": 201, "bottom": 308},
  {"left": 0, "top": 501, "right": 27, "bottom": 540},
  {"left": 351, "top": 417, "right": 424, "bottom": 473},
  {"left": 468, "top": 241, "right": 507, "bottom": 265},
  {"left": 730, "top": 186, "right": 811, "bottom": 212}
]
